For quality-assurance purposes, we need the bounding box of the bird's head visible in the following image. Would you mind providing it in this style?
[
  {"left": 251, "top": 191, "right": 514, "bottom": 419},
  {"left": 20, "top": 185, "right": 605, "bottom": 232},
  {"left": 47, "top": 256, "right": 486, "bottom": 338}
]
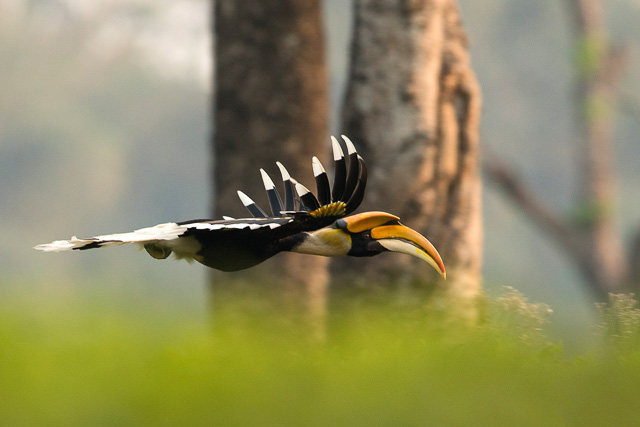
[{"left": 291, "top": 211, "right": 446, "bottom": 278}]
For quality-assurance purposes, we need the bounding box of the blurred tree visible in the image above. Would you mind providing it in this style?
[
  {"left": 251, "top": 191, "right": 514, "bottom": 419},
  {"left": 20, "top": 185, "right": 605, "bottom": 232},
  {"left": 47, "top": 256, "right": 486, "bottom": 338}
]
[
  {"left": 0, "top": 1, "right": 210, "bottom": 283},
  {"left": 485, "top": 0, "right": 637, "bottom": 299},
  {"left": 568, "top": 0, "right": 629, "bottom": 293},
  {"left": 212, "top": 1, "right": 330, "bottom": 330},
  {"left": 336, "top": 0, "right": 483, "bottom": 320}
]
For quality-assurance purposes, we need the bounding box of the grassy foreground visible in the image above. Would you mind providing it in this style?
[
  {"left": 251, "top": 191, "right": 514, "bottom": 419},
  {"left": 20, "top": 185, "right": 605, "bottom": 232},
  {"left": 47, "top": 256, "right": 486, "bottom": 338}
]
[{"left": 1, "top": 281, "right": 640, "bottom": 426}]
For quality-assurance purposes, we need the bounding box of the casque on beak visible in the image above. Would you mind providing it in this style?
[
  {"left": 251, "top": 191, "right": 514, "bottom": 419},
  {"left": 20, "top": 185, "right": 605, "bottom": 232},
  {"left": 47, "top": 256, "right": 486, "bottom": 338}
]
[{"left": 339, "top": 212, "right": 446, "bottom": 279}]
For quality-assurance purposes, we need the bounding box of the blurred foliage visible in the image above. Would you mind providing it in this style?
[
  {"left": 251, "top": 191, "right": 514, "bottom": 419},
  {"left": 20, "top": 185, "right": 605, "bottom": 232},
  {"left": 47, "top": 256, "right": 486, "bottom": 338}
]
[
  {"left": 574, "top": 34, "right": 608, "bottom": 78},
  {"left": 583, "top": 91, "right": 616, "bottom": 121},
  {"left": 2, "top": 280, "right": 640, "bottom": 426},
  {"left": 488, "top": 286, "right": 553, "bottom": 348},
  {"left": 596, "top": 293, "right": 640, "bottom": 353},
  {"left": 568, "top": 200, "right": 612, "bottom": 228}
]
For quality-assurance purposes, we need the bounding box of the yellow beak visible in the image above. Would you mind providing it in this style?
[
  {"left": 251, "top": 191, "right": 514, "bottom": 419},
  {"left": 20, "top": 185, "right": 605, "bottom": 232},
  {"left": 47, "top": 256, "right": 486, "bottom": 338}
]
[{"left": 372, "top": 224, "right": 446, "bottom": 279}]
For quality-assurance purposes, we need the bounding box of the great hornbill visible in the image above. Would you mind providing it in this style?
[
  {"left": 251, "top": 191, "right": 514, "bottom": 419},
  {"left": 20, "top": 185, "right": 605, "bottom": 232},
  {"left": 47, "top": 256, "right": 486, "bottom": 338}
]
[{"left": 35, "top": 136, "right": 446, "bottom": 278}]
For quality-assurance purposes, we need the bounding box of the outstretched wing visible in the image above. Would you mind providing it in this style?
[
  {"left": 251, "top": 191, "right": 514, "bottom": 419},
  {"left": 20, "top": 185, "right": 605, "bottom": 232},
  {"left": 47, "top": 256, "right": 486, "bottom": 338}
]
[
  {"left": 34, "top": 216, "right": 303, "bottom": 271},
  {"left": 236, "top": 135, "right": 367, "bottom": 232},
  {"left": 34, "top": 136, "right": 368, "bottom": 270}
]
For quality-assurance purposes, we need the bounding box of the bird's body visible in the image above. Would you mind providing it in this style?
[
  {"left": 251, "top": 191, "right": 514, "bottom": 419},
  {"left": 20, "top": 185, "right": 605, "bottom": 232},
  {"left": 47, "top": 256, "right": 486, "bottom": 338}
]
[
  {"left": 35, "top": 136, "right": 446, "bottom": 278},
  {"left": 176, "top": 217, "right": 296, "bottom": 271}
]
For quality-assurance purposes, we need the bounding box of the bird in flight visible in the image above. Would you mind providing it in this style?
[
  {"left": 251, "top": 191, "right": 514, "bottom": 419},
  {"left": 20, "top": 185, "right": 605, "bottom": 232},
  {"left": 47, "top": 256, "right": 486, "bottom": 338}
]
[{"left": 35, "top": 136, "right": 445, "bottom": 278}]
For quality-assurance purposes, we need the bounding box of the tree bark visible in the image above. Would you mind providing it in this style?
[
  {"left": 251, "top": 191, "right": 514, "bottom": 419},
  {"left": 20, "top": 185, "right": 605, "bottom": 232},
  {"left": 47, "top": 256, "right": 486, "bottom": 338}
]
[
  {"left": 212, "top": 1, "right": 330, "bottom": 329},
  {"left": 337, "top": 0, "right": 483, "bottom": 318}
]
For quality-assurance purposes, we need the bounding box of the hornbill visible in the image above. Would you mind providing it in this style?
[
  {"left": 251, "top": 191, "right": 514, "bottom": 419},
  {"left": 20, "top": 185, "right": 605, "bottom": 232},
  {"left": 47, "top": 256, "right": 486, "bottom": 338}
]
[{"left": 35, "top": 136, "right": 446, "bottom": 278}]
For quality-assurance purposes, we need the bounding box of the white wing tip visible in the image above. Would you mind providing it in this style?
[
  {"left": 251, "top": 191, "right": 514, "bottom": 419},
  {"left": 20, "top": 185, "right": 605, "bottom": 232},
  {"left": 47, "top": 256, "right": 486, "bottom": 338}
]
[
  {"left": 342, "top": 135, "right": 356, "bottom": 154},
  {"left": 312, "top": 156, "right": 325, "bottom": 177},
  {"left": 34, "top": 242, "right": 62, "bottom": 252},
  {"left": 331, "top": 136, "right": 344, "bottom": 160},
  {"left": 260, "top": 168, "right": 276, "bottom": 189},
  {"left": 276, "top": 161, "right": 291, "bottom": 180},
  {"left": 237, "top": 190, "right": 254, "bottom": 207},
  {"left": 295, "top": 182, "right": 311, "bottom": 197},
  {"left": 34, "top": 237, "right": 89, "bottom": 252}
]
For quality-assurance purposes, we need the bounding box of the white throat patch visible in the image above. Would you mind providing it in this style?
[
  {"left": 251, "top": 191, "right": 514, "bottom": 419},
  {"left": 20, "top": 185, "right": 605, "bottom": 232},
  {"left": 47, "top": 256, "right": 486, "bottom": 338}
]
[{"left": 292, "top": 228, "right": 352, "bottom": 257}]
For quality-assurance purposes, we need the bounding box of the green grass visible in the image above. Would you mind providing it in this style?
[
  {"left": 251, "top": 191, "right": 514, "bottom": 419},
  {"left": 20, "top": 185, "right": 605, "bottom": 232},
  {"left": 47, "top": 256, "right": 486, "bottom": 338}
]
[{"left": 1, "top": 281, "right": 640, "bottom": 426}]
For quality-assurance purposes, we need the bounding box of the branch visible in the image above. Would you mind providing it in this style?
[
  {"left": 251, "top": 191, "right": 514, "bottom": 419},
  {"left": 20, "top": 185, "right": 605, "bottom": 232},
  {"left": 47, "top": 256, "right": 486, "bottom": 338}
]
[{"left": 483, "top": 151, "right": 585, "bottom": 259}]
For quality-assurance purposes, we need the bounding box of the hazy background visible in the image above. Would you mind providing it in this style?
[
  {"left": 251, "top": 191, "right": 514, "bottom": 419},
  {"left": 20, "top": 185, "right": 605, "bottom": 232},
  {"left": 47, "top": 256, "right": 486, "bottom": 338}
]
[{"left": 2, "top": 0, "right": 640, "bottom": 336}]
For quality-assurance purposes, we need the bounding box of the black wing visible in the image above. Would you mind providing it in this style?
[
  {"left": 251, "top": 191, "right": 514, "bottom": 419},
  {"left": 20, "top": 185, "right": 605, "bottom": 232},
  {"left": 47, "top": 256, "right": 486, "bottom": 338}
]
[
  {"left": 235, "top": 136, "right": 368, "bottom": 232},
  {"left": 175, "top": 216, "right": 310, "bottom": 271},
  {"left": 35, "top": 216, "right": 310, "bottom": 272}
]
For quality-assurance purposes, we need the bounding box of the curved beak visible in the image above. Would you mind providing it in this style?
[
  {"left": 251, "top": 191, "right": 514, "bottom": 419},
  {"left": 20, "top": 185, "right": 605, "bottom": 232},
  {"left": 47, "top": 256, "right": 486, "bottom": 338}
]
[{"left": 371, "top": 225, "right": 446, "bottom": 279}]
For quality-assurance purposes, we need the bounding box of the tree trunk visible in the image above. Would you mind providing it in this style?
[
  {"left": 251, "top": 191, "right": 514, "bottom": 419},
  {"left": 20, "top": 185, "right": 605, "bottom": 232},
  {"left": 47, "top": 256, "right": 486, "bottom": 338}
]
[
  {"left": 483, "top": 0, "right": 632, "bottom": 300},
  {"left": 566, "top": 0, "right": 628, "bottom": 294},
  {"left": 212, "top": 0, "right": 330, "bottom": 332},
  {"left": 337, "top": 0, "right": 482, "bottom": 319}
]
